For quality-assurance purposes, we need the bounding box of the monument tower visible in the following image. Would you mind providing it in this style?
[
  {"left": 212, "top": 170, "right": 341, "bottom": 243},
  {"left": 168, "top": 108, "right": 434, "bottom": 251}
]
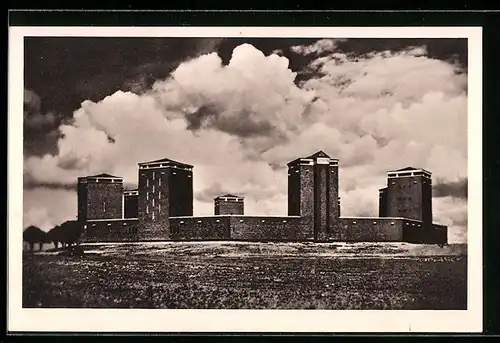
[
  {"left": 288, "top": 151, "right": 340, "bottom": 241},
  {"left": 137, "top": 158, "right": 193, "bottom": 240}
]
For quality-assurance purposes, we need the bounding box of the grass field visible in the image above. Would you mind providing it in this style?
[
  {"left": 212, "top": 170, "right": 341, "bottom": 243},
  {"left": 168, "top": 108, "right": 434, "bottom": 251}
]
[{"left": 23, "top": 242, "right": 467, "bottom": 310}]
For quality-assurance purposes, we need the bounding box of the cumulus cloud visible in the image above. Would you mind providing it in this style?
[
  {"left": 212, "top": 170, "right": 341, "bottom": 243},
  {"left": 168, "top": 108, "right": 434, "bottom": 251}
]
[
  {"left": 23, "top": 42, "right": 468, "bottom": 242},
  {"left": 291, "top": 39, "right": 347, "bottom": 56}
]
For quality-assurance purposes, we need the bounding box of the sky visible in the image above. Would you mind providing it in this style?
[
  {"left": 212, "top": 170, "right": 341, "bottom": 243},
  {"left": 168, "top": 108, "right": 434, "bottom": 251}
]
[{"left": 22, "top": 37, "right": 468, "bottom": 243}]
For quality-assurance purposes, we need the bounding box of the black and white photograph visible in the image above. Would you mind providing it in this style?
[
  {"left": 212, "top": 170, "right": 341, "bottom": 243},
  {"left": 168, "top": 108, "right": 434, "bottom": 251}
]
[{"left": 9, "top": 26, "right": 482, "bottom": 333}]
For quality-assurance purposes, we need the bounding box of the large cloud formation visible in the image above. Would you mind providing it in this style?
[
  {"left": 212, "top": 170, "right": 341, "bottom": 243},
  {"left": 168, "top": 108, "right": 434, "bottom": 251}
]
[{"left": 23, "top": 41, "right": 468, "bottom": 243}]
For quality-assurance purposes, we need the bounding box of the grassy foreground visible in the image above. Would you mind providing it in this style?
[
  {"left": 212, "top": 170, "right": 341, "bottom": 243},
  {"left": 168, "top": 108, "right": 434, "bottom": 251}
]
[{"left": 23, "top": 241, "right": 467, "bottom": 310}]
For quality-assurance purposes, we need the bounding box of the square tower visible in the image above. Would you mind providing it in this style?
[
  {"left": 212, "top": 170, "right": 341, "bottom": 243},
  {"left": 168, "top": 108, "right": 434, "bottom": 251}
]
[
  {"left": 137, "top": 158, "right": 193, "bottom": 240},
  {"left": 214, "top": 194, "right": 244, "bottom": 215},
  {"left": 386, "top": 167, "right": 433, "bottom": 227},
  {"left": 77, "top": 173, "right": 124, "bottom": 221},
  {"left": 288, "top": 151, "right": 340, "bottom": 241}
]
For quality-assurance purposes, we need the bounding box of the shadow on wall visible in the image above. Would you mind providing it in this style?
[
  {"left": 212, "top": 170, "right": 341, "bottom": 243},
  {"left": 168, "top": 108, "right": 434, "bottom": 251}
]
[{"left": 23, "top": 221, "right": 83, "bottom": 252}]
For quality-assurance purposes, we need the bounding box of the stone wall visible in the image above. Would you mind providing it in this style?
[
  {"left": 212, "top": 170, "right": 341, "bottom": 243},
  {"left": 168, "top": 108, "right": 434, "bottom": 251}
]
[
  {"left": 169, "top": 216, "right": 230, "bottom": 240},
  {"left": 403, "top": 222, "right": 448, "bottom": 244},
  {"left": 139, "top": 221, "right": 171, "bottom": 241},
  {"left": 169, "top": 215, "right": 308, "bottom": 241},
  {"left": 79, "top": 216, "right": 447, "bottom": 244},
  {"left": 82, "top": 219, "right": 139, "bottom": 242},
  {"left": 338, "top": 217, "right": 412, "bottom": 242},
  {"left": 229, "top": 216, "right": 308, "bottom": 241},
  {"left": 431, "top": 223, "right": 448, "bottom": 244}
]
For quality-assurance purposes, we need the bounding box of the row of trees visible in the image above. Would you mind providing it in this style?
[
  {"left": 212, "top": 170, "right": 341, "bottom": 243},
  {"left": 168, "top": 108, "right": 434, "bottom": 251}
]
[{"left": 23, "top": 220, "right": 83, "bottom": 251}]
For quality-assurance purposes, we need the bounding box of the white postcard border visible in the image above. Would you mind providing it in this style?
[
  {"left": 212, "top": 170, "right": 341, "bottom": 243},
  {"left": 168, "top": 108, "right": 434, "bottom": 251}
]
[{"left": 8, "top": 26, "right": 483, "bottom": 333}]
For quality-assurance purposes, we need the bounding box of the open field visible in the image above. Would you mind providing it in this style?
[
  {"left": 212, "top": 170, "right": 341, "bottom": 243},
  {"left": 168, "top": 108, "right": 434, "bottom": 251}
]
[{"left": 23, "top": 241, "right": 467, "bottom": 310}]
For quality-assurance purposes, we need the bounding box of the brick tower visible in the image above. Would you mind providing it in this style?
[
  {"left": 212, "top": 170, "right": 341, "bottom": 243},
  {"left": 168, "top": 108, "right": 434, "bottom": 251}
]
[
  {"left": 214, "top": 194, "right": 244, "bottom": 215},
  {"left": 288, "top": 151, "right": 340, "bottom": 241},
  {"left": 385, "top": 167, "right": 433, "bottom": 227},
  {"left": 137, "top": 158, "right": 193, "bottom": 240},
  {"left": 77, "top": 173, "right": 124, "bottom": 222}
]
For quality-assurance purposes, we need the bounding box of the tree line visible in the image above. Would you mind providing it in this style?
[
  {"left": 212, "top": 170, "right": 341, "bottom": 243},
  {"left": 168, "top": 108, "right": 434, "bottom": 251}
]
[{"left": 23, "top": 220, "right": 83, "bottom": 251}]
